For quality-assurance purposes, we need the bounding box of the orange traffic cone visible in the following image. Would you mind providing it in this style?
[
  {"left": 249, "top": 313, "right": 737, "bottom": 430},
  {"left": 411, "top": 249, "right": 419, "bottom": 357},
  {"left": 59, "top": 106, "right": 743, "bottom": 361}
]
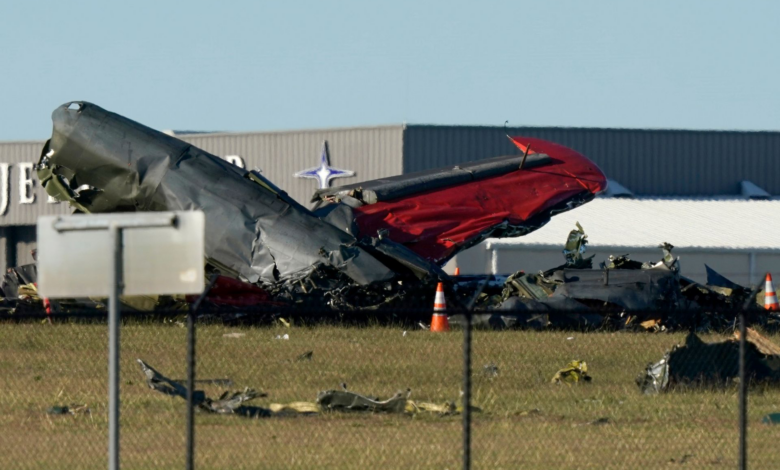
[
  {"left": 42, "top": 298, "right": 53, "bottom": 324},
  {"left": 454, "top": 267, "right": 460, "bottom": 276},
  {"left": 765, "top": 273, "right": 779, "bottom": 310},
  {"left": 430, "top": 282, "right": 450, "bottom": 332}
]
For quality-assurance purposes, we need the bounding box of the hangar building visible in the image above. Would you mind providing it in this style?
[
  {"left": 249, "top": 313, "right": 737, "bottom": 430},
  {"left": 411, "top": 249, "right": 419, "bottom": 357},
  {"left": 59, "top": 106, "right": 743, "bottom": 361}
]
[{"left": 1, "top": 122, "right": 779, "bottom": 283}]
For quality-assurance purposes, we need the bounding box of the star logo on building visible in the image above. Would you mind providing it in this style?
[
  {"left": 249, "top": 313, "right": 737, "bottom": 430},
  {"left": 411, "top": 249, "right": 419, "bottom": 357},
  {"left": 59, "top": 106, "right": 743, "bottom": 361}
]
[{"left": 294, "top": 141, "right": 355, "bottom": 189}]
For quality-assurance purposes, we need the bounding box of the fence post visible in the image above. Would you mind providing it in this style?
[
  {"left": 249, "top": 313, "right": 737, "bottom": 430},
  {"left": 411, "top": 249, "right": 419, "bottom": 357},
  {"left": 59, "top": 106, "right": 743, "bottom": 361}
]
[
  {"left": 462, "top": 310, "right": 471, "bottom": 470},
  {"left": 738, "top": 309, "right": 747, "bottom": 470},
  {"left": 108, "top": 224, "right": 122, "bottom": 470},
  {"left": 186, "top": 274, "right": 219, "bottom": 470},
  {"left": 186, "top": 306, "right": 196, "bottom": 470}
]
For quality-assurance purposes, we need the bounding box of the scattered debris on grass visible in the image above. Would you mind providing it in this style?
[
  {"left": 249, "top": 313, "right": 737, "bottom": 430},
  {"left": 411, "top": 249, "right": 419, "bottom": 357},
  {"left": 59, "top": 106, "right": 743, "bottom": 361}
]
[
  {"left": 137, "top": 360, "right": 473, "bottom": 418},
  {"left": 637, "top": 327, "right": 780, "bottom": 394},
  {"left": 316, "top": 388, "right": 410, "bottom": 413},
  {"left": 761, "top": 413, "right": 780, "bottom": 425},
  {"left": 46, "top": 404, "right": 90, "bottom": 416},
  {"left": 483, "top": 363, "right": 499, "bottom": 378},
  {"left": 551, "top": 360, "right": 592, "bottom": 384}
]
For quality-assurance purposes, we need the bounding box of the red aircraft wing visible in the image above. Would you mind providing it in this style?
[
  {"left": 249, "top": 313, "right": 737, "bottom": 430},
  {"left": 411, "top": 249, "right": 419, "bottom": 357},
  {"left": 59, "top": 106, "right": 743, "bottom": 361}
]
[{"left": 348, "top": 137, "right": 607, "bottom": 264}]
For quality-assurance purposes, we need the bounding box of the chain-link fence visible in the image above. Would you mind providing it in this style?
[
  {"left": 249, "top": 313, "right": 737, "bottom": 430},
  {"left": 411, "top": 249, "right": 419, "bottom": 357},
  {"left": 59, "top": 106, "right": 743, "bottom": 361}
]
[{"left": 2, "top": 308, "right": 778, "bottom": 470}]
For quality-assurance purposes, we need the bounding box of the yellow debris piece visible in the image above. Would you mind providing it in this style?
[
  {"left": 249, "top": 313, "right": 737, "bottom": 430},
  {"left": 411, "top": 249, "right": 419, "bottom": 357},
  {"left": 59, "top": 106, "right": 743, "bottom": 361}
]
[
  {"left": 551, "top": 360, "right": 591, "bottom": 384},
  {"left": 268, "top": 402, "right": 320, "bottom": 415}
]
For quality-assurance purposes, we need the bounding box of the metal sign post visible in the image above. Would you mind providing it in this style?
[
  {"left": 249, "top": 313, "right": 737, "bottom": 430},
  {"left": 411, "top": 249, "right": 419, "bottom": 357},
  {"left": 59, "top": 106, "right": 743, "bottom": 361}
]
[
  {"left": 108, "top": 223, "right": 122, "bottom": 470},
  {"left": 38, "top": 212, "right": 205, "bottom": 470},
  {"left": 738, "top": 310, "right": 747, "bottom": 470}
]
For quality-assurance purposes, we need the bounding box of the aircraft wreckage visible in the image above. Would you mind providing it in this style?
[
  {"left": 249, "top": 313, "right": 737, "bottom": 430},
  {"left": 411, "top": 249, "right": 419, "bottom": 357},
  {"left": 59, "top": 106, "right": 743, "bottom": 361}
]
[
  {"left": 1, "top": 101, "right": 776, "bottom": 331},
  {"left": 4, "top": 101, "right": 602, "bottom": 308}
]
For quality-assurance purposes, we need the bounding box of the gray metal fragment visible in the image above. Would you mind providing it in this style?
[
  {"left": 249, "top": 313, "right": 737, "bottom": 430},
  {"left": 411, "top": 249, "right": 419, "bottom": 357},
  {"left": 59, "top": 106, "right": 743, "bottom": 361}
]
[
  {"left": 316, "top": 388, "right": 410, "bottom": 413},
  {"left": 39, "top": 102, "right": 395, "bottom": 287}
]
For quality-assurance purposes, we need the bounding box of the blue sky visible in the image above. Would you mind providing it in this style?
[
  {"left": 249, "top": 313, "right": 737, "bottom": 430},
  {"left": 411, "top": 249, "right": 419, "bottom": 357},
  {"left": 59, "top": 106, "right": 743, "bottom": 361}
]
[{"left": 1, "top": 1, "right": 779, "bottom": 140}]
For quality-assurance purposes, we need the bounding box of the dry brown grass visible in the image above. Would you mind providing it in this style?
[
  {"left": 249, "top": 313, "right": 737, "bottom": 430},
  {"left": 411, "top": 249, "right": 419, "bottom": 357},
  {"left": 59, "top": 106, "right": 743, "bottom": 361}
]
[{"left": 0, "top": 321, "right": 778, "bottom": 469}]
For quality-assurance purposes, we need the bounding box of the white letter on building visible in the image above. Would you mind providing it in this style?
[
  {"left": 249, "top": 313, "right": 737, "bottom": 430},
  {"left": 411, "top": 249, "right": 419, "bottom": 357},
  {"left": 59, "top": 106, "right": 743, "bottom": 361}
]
[
  {"left": 225, "top": 155, "right": 246, "bottom": 169},
  {"left": 0, "top": 163, "right": 9, "bottom": 215},
  {"left": 19, "top": 162, "right": 36, "bottom": 204}
]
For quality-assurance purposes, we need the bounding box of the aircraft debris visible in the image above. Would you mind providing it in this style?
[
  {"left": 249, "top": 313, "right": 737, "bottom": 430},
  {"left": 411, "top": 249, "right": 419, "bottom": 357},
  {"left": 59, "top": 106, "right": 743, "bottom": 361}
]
[
  {"left": 46, "top": 404, "right": 90, "bottom": 416},
  {"left": 5, "top": 102, "right": 775, "bottom": 331},
  {"left": 134, "top": 360, "right": 479, "bottom": 418},
  {"left": 761, "top": 413, "right": 780, "bottom": 425},
  {"left": 297, "top": 351, "right": 313, "bottom": 361},
  {"left": 222, "top": 332, "right": 245, "bottom": 339},
  {"left": 26, "top": 101, "right": 604, "bottom": 312},
  {"left": 453, "top": 223, "right": 777, "bottom": 332},
  {"left": 483, "top": 363, "right": 499, "bottom": 378},
  {"left": 577, "top": 417, "right": 610, "bottom": 426},
  {"left": 636, "top": 328, "right": 780, "bottom": 394},
  {"left": 138, "top": 358, "right": 294, "bottom": 418},
  {"left": 267, "top": 402, "right": 320, "bottom": 416},
  {"left": 551, "top": 360, "right": 592, "bottom": 384},
  {"left": 316, "top": 387, "right": 410, "bottom": 413},
  {"left": 316, "top": 386, "right": 475, "bottom": 416}
]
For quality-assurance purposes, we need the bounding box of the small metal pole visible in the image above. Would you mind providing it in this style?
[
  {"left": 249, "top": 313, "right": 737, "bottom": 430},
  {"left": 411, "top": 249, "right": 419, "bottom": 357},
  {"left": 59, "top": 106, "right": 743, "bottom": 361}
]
[
  {"left": 738, "top": 310, "right": 747, "bottom": 470},
  {"left": 186, "top": 306, "right": 195, "bottom": 470},
  {"left": 462, "top": 310, "right": 472, "bottom": 470},
  {"left": 108, "top": 224, "right": 123, "bottom": 470},
  {"left": 519, "top": 144, "right": 531, "bottom": 170},
  {"left": 186, "top": 273, "right": 219, "bottom": 470}
]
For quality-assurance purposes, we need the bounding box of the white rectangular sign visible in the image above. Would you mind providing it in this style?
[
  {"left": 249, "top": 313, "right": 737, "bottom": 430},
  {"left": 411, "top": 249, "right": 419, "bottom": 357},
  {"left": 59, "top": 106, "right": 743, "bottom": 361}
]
[{"left": 37, "top": 211, "right": 205, "bottom": 298}]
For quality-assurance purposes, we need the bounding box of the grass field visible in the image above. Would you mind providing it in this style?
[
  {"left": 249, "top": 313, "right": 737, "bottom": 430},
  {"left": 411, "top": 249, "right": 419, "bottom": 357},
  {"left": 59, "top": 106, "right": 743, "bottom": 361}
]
[{"left": 1, "top": 321, "right": 778, "bottom": 469}]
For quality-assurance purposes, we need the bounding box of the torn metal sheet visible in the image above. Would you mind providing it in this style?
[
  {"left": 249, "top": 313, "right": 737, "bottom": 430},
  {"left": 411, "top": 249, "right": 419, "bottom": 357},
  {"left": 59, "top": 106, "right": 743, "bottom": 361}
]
[
  {"left": 636, "top": 351, "right": 670, "bottom": 395},
  {"left": 551, "top": 268, "right": 682, "bottom": 311},
  {"left": 316, "top": 137, "right": 607, "bottom": 264},
  {"left": 138, "top": 359, "right": 203, "bottom": 402},
  {"left": 316, "top": 387, "right": 410, "bottom": 413},
  {"left": 1, "top": 264, "right": 37, "bottom": 299},
  {"left": 562, "top": 222, "right": 593, "bottom": 268},
  {"left": 137, "top": 359, "right": 322, "bottom": 417},
  {"left": 202, "top": 388, "right": 267, "bottom": 414},
  {"left": 704, "top": 264, "right": 744, "bottom": 296},
  {"left": 636, "top": 328, "right": 780, "bottom": 394},
  {"left": 466, "top": 224, "right": 692, "bottom": 330},
  {"left": 39, "top": 102, "right": 395, "bottom": 287},
  {"left": 137, "top": 358, "right": 272, "bottom": 417}
]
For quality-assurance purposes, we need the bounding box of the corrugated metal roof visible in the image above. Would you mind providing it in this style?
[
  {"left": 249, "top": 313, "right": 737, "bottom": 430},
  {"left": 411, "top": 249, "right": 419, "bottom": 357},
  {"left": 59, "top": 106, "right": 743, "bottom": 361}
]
[{"left": 487, "top": 198, "right": 780, "bottom": 251}]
